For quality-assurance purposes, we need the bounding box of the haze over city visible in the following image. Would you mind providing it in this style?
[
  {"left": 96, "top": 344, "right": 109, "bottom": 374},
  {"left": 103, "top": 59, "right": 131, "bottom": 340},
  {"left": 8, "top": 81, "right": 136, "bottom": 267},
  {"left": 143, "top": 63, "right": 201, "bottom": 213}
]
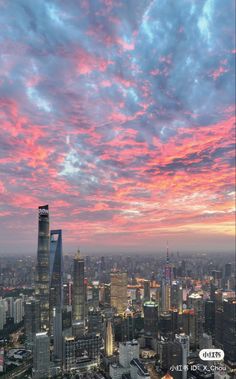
[{"left": 0, "top": 0, "right": 235, "bottom": 255}]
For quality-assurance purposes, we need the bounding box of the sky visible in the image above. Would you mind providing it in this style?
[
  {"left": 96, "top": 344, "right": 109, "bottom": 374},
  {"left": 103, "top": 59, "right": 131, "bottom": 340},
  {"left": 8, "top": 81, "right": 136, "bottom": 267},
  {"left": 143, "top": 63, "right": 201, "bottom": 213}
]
[{"left": 0, "top": 0, "right": 235, "bottom": 255}]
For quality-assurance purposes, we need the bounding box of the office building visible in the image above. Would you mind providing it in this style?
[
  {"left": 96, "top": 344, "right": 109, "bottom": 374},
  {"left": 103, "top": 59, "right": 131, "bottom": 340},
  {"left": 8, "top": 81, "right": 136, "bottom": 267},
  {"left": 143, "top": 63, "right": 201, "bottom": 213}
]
[
  {"left": 25, "top": 299, "right": 40, "bottom": 346},
  {"left": 63, "top": 334, "right": 103, "bottom": 372},
  {"left": 224, "top": 264, "right": 231, "bottom": 279},
  {"left": 181, "top": 309, "right": 196, "bottom": 349},
  {"left": 204, "top": 300, "right": 215, "bottom": 336},
  {"left": 158, "top": 312, "right": 172, "bottom": 340},
  {"left": 215, "top": 307, "right": 224, "bottom": 348},
  {"left": 171, "top": 281, "right": 183, "bottom": 313},
  {"left": 72, "top": 249, "right": 85, "bottom": 325},
  {"left": 143, "top": 301, "right": 158, "bottom": 337},
  {"left": 122, "top": 313, "right": 135, "bottom": 341},
  {"left": 143, "top": 280, "right": 150, "bottom": 302},
  {"left": 111, "top": 271, "right": 128, "bottom": 314},
  {"left": 35, "top": 205, "right": 50, "bottom": 331},
  {"left": 49, "top": 229, "right": 64, "bottom": 360},
  {"left": 63, "top": 336, "right": 76, "bottom": 372},
  {"left": 33, "top": 332, "right": 50, "bottom": 379},
  {"left": 159, "top": 340, "right": 182, "bottom": 378},
  {"left": 119, "top": 340, "right": 139, "bottom": 368},
  {"left": 88, "top": 309, "right": 103, "bottom": 335},
  {"left": 63, "top": 279, "right": 72, "bottom": 307},
  {"left": 187, "top": 293, "right": 203, "bottom": 348},
  {"left": 50, "top": 230, "right": 63, "bottom": 321},
  {"left": 109, "top": 340, "right": 140, "bottom": 379},
  {"left": 222, "top": 298, "right": 236, "bottom": 369},
  {"left": 175, "top": 334, "right": 189, "bottom": 379},
  {"left": 105, "top": 319, "right": 114, "bottom": 357}
]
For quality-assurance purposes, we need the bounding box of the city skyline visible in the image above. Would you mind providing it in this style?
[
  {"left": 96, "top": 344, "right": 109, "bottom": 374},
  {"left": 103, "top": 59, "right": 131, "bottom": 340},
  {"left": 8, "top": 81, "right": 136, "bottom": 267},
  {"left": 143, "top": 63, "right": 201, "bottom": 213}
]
[{"left": 0, "top": 0, "right": 235, "bottom": 255}]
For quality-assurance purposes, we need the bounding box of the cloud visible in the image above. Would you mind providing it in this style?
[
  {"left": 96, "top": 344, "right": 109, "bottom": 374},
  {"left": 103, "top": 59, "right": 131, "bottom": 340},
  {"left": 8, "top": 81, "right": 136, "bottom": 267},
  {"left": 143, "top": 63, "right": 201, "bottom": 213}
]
[{"left": 0, "top": 0, "right": 235, "bottom": 254}]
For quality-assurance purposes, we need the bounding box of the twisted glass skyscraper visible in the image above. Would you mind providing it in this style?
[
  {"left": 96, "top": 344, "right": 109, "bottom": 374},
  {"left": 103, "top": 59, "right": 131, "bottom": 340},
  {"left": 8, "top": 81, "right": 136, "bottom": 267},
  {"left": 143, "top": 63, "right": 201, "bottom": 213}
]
[{"left": 35, "top": 205, "right": 50, "bottom": 331}]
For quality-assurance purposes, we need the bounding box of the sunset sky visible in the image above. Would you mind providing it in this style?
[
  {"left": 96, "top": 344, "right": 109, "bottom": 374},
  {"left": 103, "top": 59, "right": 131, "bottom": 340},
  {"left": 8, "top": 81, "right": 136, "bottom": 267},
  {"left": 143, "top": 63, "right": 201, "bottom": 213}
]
[{"left": 0, "top": 0, "right": 235, "bottom": 255}]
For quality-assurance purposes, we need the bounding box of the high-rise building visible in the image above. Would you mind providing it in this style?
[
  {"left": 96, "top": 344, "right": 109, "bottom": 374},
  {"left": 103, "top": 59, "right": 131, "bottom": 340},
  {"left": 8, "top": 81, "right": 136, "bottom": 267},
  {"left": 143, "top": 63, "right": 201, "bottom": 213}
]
[
  {"left": 110, "top": 271, "right": 128, "bottom": 314},
  {"left": 0, "top": 300, "right": 6, "bottom": 330},
  {"left": 33, "top": 332, "right": 50, "bottom": 379},
  {"left": 171, "top": 281, "right": 183, "bottom": 313},
  {"left": 110, "top": 340, "right": 148, "bottom": 379},
  {"left": 63, "top": 334, "right": 103, "bottom": 372},
  {"left": 6, "top": 297, "right": 14, "bottom": 318},
  {"left": 222, "top": 298, "right": 236, "bottom": 369},
  {"left": 204, "top": 300, "right": 215, "bottom": 336},
  {"left": 215, "top": 307, "right": 223, "bottom": 348},
  {"left": 188, "top": 293, "right": 203, "bottom": 348},
  {"left": 161, "top": 247, "right": 172, "bottom": 312},
  {"left": 143, "top": 280, "right": 150, "bottom": 302},
  {"left": 35, "top": 205, "right": 50, "bottom": 331},
  {"left": 181, "top": 309, "right": 196, "bottom": 349},
  {"left": 72, "top": 250, "right": 85, "bottom": 325},
  {"left": 88, "top": 309, "right": 103, "bottom": 335},
  {"left": 63, "top": 280, "right": 72, "bottom": 307},
  {"left": 105, "top": 319, "right": 114, "bottom": 357},
  {"left": 13, "top": 298, "right": 24, "bottom": 324},
  {"left": 50, "top": 230, "right": 63, "bottom": 315},
  {"left": 175, "top": 334, "right": 189, "bottom": 379},
  {"left": 224, "top": 263, "right": 232, "bottom": 279},
  {"left": 25, "top": 299, "right": 40, "bottom": 346},
  {"left": 49, "top": 229, "right": 64, "bottom": 360},
  {"left": 143, "top": 301, "right": 158, "bottom": 337},
  {"left": 158, "top": 312, "right": 172, "bottom": 340},
  {"left": 159, "top": 340, "right": 182, "bottom": 378},
  {"left": 119, "top": 340, "right": 140, "bottom": 368}
]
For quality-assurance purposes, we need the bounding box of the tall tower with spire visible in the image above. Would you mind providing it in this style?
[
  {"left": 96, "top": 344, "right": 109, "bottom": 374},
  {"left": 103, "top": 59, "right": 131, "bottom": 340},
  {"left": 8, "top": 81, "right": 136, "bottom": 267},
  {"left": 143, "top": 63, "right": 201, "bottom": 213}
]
[
  {"left": 161, "top": 242, "right": 172, "bottom": 312},
  {"left": 72, "top": 249, "right": 85, "bottom": 327}
]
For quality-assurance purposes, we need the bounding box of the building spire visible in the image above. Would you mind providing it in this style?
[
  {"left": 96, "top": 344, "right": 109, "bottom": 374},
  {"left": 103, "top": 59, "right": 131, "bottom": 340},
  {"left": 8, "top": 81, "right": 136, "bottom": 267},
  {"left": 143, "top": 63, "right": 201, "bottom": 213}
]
[{"left": 76, "top": 248, "right": 81, "bottom": 259}]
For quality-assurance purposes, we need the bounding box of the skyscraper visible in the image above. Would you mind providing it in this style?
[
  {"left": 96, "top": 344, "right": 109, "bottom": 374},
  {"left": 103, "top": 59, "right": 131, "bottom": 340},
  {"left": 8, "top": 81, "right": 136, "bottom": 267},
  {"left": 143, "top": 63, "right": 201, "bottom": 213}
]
[
  {"left": 175, "top": 334, "right": 189, "bottom": 379},
  {"left": 35, "top": 205, "right": 50, "bottom": 331},
  {"left": 171, "top": 281, "right": 183, "bottom": 313},
  {"left": 143, "top": 301, "right": 158, "bottom": 337},
  {"left": 33, "top": 332, "right": 50, "bottom": 379},
  {"left": 105, "top": 319, "right": 114, "bottom": 357},
  {"left": 204, "top": 300, "right": 215, "bottom": 336},
  {"left": 161, "top": 247, "right": 172, "bottom": 312},
  {"left": 180, "top": 309, "right": 196, "bottom": 349},
  {"left": 50, "top": 230, "right": 63, "bottom": 311},
  {"left": 143, "top": 280, "right": 150, "bottom": 302},
  {"left": 222, "top": 298, "right": 236, "bottom": 369},
  {"left": 110, "top": 271, "right": 128, "bottom": 314},
  {"left": 187, "top": 293, "right": 203, "bottom": 348},
  {"left": 25, "top": 299, "right": 40, "bottom": 347},
  {"left": 72, "top": 249, "right": 85, "bottom": 324}
]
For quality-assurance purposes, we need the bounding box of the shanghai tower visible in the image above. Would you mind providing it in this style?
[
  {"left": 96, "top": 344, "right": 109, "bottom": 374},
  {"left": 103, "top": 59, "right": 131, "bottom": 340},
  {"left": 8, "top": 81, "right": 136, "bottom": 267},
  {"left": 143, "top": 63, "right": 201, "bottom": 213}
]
[{"left": 35, "top": 205, "right": 50, "bottom": 331}]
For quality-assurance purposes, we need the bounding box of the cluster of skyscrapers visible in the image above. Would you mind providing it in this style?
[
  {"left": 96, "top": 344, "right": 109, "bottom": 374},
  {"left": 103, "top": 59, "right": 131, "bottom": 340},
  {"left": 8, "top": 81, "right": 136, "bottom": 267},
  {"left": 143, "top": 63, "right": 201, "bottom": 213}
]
[{"left": 0, "top": 204, "right": 235, "bottom": 379}]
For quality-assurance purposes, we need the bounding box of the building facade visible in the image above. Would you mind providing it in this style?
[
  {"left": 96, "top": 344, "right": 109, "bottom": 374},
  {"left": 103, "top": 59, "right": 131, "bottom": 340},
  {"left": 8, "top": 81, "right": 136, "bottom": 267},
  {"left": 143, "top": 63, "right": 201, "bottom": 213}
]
[
  {"left": 72, "top": 250, "right": 85, "bottom": 325},
  {"left": 110, "top": 271, "right": 128, "bottom": 315}
]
